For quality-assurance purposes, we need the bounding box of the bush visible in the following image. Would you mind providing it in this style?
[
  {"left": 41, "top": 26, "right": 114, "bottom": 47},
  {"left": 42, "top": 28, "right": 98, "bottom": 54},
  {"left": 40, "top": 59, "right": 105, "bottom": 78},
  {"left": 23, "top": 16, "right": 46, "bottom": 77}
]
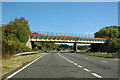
[
  {"left": 38, "top": 50, "right": 43, "bottom": 53},
  {"left": 33, "top": 47, "right": 39, "bottom": 51}
]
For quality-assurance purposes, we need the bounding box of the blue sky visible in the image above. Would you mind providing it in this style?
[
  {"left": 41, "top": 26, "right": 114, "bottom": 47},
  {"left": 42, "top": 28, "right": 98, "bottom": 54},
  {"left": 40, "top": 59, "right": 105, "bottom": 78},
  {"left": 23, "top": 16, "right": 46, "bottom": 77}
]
[{"left": 2, "top": 2, "right": 118, "bottom": 37}]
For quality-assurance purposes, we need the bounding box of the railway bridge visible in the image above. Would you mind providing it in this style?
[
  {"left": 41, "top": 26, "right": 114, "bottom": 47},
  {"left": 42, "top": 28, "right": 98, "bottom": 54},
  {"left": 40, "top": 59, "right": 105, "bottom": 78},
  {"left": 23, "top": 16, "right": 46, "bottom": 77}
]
[{"left": 26, "top": 32, "right": 107, "bottom": 51}]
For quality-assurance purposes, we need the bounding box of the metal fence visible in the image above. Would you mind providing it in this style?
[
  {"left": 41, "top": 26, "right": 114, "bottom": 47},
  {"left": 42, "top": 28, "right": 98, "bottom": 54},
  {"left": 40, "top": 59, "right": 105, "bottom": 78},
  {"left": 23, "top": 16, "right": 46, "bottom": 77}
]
[{"left": 31, "top": 31, "right": 94, "bottom": 38}]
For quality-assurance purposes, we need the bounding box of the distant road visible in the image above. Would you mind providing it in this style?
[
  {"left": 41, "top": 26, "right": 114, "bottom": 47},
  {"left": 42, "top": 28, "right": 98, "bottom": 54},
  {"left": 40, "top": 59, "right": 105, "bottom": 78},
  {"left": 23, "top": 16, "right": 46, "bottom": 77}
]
[{"left": 4, "top": 51, "right": 118, "bottom": 79}]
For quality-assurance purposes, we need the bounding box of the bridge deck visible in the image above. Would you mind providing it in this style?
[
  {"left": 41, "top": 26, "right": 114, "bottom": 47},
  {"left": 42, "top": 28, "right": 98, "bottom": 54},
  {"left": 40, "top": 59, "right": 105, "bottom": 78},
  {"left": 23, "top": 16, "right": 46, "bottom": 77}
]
[{"left": 30, "top": 33, "right": 107, "bottom": 44}]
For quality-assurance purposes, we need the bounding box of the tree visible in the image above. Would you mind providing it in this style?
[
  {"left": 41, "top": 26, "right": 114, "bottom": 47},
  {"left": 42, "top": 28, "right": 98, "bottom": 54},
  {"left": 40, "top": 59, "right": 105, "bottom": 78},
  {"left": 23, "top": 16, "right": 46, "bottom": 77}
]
[
  {"left": 13, "top": 17, "right": 31, "bottom": 43},
  {"left": 95, "top": 26, "right": 119, "bottom": 38},
  {"left": 107, "top": 38, "right": 120, "bottom": 52},
  {"left": 2, "top": 17, "right": 31, "bottom": 55},
  {"left": 95, "top": 26, "right": 120, "bottom": 52}
]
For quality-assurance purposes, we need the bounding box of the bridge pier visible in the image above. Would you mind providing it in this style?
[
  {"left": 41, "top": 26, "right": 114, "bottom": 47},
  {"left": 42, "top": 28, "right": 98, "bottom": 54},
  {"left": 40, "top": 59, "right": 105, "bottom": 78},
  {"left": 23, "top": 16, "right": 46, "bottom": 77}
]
[{"left": 74, "top": 42, "right": 77, "bottom": 51}]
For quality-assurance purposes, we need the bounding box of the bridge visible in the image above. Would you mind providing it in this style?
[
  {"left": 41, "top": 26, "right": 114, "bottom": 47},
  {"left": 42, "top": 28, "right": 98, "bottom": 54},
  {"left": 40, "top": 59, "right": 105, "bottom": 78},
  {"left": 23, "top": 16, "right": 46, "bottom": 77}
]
[{"left": 26, "top": 32, "right": 107, "bottom": 51}]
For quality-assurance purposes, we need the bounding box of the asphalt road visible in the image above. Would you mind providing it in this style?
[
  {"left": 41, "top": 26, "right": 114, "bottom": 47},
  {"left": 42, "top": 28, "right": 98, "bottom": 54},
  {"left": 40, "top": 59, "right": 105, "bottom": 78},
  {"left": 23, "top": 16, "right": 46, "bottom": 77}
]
[{"left": 4, "top": 51, "right": 119, "bottom": 79}]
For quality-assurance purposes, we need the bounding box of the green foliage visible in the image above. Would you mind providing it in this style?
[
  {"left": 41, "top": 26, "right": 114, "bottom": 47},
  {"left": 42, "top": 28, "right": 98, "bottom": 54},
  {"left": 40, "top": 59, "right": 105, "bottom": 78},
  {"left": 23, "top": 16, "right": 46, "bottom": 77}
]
[
  {"left": 95, "top": 26, "right": 119, "bottom": 38},
  {"left": 33, "top": 47, "right": 39, "bottom": 51},
  {"left": 13, "top": 17, "right": 31, "bottom": 43},
  {"left": 107, "top": 38, "right": 120, "bottom": 52},
  {"left": 95, "top": 26, "right": 120, "bottom": 52},
  {"left": 34, "top": 42, "right": 58, "bottom": 52},
  {"left": 2, "top": 17, "right": 31, "bottom": 55},
  {"left": 78, "top": 46, "right": 90, "bottom": 50}
]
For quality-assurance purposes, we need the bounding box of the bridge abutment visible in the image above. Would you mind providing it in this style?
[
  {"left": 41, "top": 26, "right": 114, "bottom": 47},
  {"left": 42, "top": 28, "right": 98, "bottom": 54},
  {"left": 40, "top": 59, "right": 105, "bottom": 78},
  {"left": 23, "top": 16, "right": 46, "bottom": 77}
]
[
  {"left": 91, "top": 43, "right": 109, "bottom": 52},
  {"left": 26, "top": 36, "right": 35, "bottom": 49},
  {"left": 26, "top": 36, "right": 32, "bottom": 49},
  {"left": 74, "top": 42, "right": 77, "bottom": 51}
]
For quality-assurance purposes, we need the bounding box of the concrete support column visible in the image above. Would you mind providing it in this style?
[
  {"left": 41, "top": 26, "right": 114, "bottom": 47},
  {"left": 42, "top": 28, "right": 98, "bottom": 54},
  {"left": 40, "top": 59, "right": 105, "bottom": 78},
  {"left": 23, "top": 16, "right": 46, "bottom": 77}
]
[{"left": 74, "top": 42, "right": 77, "bottom": 51}]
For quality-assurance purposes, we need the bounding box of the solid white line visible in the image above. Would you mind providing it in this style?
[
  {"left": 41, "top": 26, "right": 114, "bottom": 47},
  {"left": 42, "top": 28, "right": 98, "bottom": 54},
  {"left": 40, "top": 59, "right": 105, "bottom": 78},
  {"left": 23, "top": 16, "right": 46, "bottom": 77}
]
[
  {"left": 92, "top": 73, "right": 102, "bottom": 78},
  {"left": 4, "top": 53, "right": 48, "bottom": 80},
  {"left": 111, "top": 59, "right": 119, "bottom": 60},
  {"left": 101, "top": 61, "right": 108, "bottom": 63},
  {"left": 83, "top": 68, "right": 90, "bottom": 72}
]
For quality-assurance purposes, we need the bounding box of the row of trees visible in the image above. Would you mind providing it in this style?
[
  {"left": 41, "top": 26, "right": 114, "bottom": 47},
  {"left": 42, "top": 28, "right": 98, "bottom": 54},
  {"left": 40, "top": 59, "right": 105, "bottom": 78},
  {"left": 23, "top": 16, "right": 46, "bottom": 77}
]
[{"left": 94, "top": 26, "right": 120, "bottom": 52}]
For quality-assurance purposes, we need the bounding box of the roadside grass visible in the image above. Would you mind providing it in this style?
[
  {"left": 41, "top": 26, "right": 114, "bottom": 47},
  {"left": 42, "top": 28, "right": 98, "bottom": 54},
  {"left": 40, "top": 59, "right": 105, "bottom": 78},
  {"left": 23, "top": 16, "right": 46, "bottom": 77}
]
[
  {"left": 77, "top": 52, "right": 119, "bottom": 58},
  {"left": 2, "top": 53, "right": 46, "bottom": 76}
]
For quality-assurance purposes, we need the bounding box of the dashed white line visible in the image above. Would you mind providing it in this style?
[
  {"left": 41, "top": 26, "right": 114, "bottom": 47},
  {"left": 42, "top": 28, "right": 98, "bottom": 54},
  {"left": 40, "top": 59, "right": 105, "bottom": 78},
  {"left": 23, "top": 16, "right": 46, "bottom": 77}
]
[
  {"left": 4, "top": 53, "right": 48, "bottom": 80},
  {"left": 92, "top": 73, "right": 102, "bottom": 78},
  {"left": 58, "top": 53, "right": 103, "bottom": 78},
  {"left": 70, "top": 61, "right": 74, "bottom": 63},
  {"left": 66, "top": 58, "right": 68, "bottom": 60},
  {"left": 83, "top": 68, "right": 90, "bottom": 72},
  {"left": 68, "top": 60, "right": 71, "bottom": 62},
  {"left": 78, "top": 65, "right": 82, "bottom": 68},
  {"left": 73, "top": 63, "right": 78, "bottom": 65}
]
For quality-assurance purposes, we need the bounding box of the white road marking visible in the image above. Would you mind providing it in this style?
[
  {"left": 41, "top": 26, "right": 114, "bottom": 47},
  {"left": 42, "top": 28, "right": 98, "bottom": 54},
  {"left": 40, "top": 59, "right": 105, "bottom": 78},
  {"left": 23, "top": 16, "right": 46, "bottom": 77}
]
[
  {"left": 73, "top": 63, "right": 78, "bottom": 65},
  {"left": 111, "top": 59, "right": 119, "bottom": 60},
  {"left": 70, "top": 61, "right": 74, "bottom": 63},
  {"left": 85, "top": 58, "right": 88, "bottom": 59},
  {"left": 58, "top": 53, "right": 103, "bottom": 78},
  {"left": 68, "top": 60, "right": 71, "bottom": 62},
  {"left": 66, "top": 59, "right": 69, "bottom": 61},
  {"left": 78, "top": 65, "right": 82, "bottom": 68},
  {"left": 4, "top": 53, "right": 48, "bottom": 80},
  {"left": 83, "top": 68, "right": 90, "bottom": 72},
  {"left": 92, "top": 73, "right": 102, "bottom": 78},
  {"left": 101, "top": 61, "right": 108, "bottom": 63}
]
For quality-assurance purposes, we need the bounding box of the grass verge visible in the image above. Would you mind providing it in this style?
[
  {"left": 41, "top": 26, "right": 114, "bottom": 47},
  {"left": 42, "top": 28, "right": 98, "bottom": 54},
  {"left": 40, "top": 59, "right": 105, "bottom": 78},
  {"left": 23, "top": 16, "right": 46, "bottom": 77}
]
[
  {"left": 77, "top": 52, "right": 119, "bottom": 58},
  {"left": 2, "top": 53, "right": 46, "bottom": 76}
]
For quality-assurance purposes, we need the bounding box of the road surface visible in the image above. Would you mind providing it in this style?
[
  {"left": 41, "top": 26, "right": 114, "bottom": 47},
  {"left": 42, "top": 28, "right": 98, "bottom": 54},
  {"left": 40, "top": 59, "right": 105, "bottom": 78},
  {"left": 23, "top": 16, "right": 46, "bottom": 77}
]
[{"left": 4, "top": 51, "right": 119, "bottom": 79}]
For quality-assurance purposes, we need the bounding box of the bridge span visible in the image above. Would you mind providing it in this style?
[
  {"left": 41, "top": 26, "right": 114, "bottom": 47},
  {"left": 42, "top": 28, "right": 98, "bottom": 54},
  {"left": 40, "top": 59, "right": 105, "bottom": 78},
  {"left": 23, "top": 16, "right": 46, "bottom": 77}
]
[{"left": 26, "top": 32, "right": 108, "bottom": 51}]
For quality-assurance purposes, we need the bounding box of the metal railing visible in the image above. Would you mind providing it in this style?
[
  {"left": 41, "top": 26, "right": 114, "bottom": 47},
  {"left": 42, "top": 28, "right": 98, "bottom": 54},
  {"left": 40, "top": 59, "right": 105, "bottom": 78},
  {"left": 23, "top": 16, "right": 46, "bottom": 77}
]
[{"left": 31, "top": 31, "right": 94, "bottom": 38}]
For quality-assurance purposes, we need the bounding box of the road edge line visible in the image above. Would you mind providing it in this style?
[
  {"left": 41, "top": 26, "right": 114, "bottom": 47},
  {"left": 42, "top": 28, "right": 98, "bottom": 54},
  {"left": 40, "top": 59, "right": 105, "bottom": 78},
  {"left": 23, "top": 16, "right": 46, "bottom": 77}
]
[{"left": 4, "top": 53, "right": 48, "bottom": 80}]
